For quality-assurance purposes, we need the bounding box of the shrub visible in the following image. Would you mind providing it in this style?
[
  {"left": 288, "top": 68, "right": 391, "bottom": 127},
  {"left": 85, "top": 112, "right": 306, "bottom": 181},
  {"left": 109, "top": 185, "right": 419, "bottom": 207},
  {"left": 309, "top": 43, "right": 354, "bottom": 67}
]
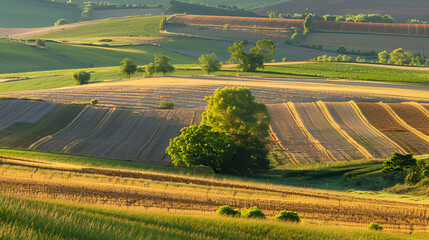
[
  {"left": 72, "top": 71, "right": 91, "bottom": 85},
  {"left": 275, "top": 210, "right": 300, "bottom": 222},
  {"left": 216, "top": 205, "right": 239, "bottom": 216},
  {"left": 55, "top": 19, "right": 67, "bottom": 26},
  {"left": 90, "top": 98, "right": 98, "bottom": 106},
  {"left": 98, "top": 39, "right": 113, "bottom": 42},
  {"left": 368, "top": 222, "right": 383, "bottom": 231},
  {"left": 239, "top": 206, "right": 265, "bottom": 219},
  {"left": 158, "top": 100, "right": 174, "bottom": 109}
]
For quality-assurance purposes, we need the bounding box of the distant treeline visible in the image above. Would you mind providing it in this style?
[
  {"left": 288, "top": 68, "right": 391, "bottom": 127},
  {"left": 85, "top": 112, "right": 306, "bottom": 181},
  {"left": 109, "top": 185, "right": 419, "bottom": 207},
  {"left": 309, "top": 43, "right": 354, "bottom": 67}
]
[
  {"left": 81, "top": 1, "right": 164, "bottom": 20},
  {"left": 268, "top": 11, "right": 395, "bottom": 23},
  {"left": 19, "top": 0, "right": 79, "bottom": 8},
  {"left": 167, "top": 0, "right": 259, "bottom": 17}
]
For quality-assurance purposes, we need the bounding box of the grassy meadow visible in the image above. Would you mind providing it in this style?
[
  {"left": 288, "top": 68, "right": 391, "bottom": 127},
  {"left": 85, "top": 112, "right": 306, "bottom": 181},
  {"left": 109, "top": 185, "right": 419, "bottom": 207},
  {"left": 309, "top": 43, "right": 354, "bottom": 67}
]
[{"left": 1, "top": 195, "right": 425, "bottom": 240}]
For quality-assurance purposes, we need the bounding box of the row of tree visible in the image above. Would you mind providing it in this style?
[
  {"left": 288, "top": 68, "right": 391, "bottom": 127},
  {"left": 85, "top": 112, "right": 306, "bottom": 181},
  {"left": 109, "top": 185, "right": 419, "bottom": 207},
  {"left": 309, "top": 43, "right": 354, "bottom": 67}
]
[
  {"left": 267, "top": 11, "right": 395, "bottom": 23},
  {"left": 167, "top": 0, "right": 258, "bottom": 17}
]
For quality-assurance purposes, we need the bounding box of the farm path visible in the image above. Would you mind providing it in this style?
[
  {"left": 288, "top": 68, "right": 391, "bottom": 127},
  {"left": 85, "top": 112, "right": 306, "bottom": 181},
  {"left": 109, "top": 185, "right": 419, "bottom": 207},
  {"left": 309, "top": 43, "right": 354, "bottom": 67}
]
[{"left": 2, "top": 75, "right": 429, "bottom": 110}]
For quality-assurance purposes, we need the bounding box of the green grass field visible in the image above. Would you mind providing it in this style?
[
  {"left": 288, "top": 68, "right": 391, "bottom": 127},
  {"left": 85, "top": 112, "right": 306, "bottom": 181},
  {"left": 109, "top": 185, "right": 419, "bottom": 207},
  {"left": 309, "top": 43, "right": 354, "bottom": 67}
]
[
  {"left": 35, "top": 16, "right": 166, "bottom": 39},
  {"left": 0, "top": 0, "right": 81, "bottom": 28},
  {"left": 0, "top": 195, "right": 426, "bottom": 240},
  {"left": 0, "top": 104, "right": 84, "bottom": 148}
]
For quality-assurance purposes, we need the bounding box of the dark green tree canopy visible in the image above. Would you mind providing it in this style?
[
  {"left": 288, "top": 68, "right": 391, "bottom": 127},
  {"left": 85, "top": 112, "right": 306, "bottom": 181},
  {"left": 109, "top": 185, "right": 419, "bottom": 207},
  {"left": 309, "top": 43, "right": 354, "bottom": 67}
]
[
  {"left": 119, "top": 58, "right": 137, "bottom": 78},
  {"left": 228, "top": 40, "right": 275, "bottom": 72},
  {"left": 153, "top": 53, "right": 175, "bottom": 76},
  {"left": 72, "top": 71, "right": 91, "bottom": 85}
]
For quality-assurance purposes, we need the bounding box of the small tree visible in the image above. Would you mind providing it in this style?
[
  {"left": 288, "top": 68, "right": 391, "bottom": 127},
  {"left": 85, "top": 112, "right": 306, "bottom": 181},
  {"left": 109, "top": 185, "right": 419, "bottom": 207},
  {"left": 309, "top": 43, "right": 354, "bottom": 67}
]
[
  {"left": 303, "top": 14, "right": 313, "bottom": 35},
  {"left": 35, "top": 39, "right": 46, "bottom": 48},
  {"left": 199, "top": 53, "right": 221, "bottom": 74},
  {"left": 159, "top": 17, "right": 168, "bottom": 30},
  {"left": 145, "top": 62, "right": 156, "bottom": 76},
  {"left": 223, "top": 24, "right": 230, "bottom": 30},
  {"left": 239, "top": 206, "right": 265, "bottom": 219},
  {"left": 72, "top": 71, "right": 91, "bottom": 85},
  {"left": 153, "top": 53, "right": 175, "bottom": 76},
  {"left": 267, "top": 10, "right": 276, "bottom": 18},
  {"left": 55, "top": 19, "right": 67, "bottom": 26},
  {"left": 276, "top": 211, "right": 300, "bottom": 222},
  {"left": 120, "top": 58, "right": 137, "bottom": 78},
  {"left": 378, "top": 50, "right": 388, "bottom": 64},
  {"left": 368, "top": 223, "right": 383, "bottom": 231},
  {"left": 90, "top": 98, "right": 98, "bottom": 106}
]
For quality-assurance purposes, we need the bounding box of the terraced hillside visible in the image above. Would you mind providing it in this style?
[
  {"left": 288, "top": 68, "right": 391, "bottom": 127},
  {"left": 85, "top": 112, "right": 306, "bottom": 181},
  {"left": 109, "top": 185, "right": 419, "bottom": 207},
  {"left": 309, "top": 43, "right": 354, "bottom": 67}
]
[{"left": 1, "top": 99, "right": 428, "bottom": 165}]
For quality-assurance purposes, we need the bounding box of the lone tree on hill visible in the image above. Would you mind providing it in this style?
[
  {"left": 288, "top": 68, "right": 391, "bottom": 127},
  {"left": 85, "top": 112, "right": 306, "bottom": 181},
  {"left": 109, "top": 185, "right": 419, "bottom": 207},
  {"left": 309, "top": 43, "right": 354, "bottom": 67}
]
[
  {"left": 228, "top": 39, "right": 275, "bottom": 72},
  {"left": 72, "top": 71, "right": 91, "bottom": 85},
  {"left": 119, "top": 58, "right": 137, "bottom": 78},
  {"left": 146, "top": 53, "right": 175, "bottom": 76},
  {"left": 199, "top": 53, "right": 221, "bottom": 74},
  {"left": 166, "top": 87, "right": 271, "bottom": 175},
  {"left": 35, "top": 39, "right": 46, "bottom": 48}
]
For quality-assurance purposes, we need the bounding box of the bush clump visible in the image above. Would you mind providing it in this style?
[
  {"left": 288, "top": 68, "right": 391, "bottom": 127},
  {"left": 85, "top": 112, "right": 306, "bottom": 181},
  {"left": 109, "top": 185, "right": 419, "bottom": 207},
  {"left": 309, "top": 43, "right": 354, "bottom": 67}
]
[
  {"left": 72, "top": 71, "right": 91, "bottom": 85},
  {"left": 90, "top": 98, "right": 98, "bottom": 106},
  {"left": 158, "top": 101, "right": 175, "bottom": 109},
  {"left": 368, "top": 222, "right": 383, "bottom": 231},
  {"left": 239, "top": 206, "right": 265, "bottom": 219},
  {"left": 275, "top": 210, "right": 300, "bottom": 222},
  {"left": 216, "top": 205, "right": 239, "bottom": 217}
]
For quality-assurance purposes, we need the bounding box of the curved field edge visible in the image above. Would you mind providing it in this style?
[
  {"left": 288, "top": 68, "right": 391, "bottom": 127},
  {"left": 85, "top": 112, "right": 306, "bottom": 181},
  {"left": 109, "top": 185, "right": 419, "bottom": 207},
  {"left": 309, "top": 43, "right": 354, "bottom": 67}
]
[{"left": 0, "top": 196, "right": 424, "bottom": 240}]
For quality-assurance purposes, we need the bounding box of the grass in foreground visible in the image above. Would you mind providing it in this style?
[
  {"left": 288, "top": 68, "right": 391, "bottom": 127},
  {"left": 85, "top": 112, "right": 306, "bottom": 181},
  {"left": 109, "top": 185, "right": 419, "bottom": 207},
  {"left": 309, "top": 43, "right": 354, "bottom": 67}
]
[{"left": 0, "top": 195, "right": 425, "bottom": 240}]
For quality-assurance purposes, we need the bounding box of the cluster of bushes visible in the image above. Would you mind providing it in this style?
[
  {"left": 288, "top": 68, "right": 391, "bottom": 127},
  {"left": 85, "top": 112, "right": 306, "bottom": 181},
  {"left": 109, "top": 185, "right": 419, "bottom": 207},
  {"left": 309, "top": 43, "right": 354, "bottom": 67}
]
[
  {"left": 310, "top": 54, "right": 354, "bottom": 62},
  {"left": 382, "top": 153, "right": 429, "bottom": 186},
  {"left": 378, "top": 48, "right": 429, "bottom": 66},
  {"left": 167, "top": 0, "right": 258, "bottom": 17},
  {"left": 216, "top": 205, "right": 300, "bottom": 222},
  {"left": 268, "top": 11, "right": 394, "bottom": 23},
  {"left": 336, "top": 47, "right": 377, "bottom": 56},
  {"left": 322, "top": 14, "right": 394, "bottom": 23},
  {"left": 406, "top": 19, "right": 429, "bottom": 24},
  {"left": 81, "top": 1, "right": 163, "bottom": 20}
]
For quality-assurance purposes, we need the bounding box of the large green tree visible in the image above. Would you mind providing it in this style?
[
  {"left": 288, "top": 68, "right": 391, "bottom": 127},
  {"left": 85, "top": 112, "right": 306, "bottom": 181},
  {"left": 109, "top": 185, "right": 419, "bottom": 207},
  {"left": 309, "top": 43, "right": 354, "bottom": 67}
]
[
  {"left": 167, "top": 87, "right": 271, "bottom": 175},
  {"left": 228, "top": 40, "right": 275, "bottom": 72},
  {"left": 153, "top": 53, "right": 175, "bottom": 76}
]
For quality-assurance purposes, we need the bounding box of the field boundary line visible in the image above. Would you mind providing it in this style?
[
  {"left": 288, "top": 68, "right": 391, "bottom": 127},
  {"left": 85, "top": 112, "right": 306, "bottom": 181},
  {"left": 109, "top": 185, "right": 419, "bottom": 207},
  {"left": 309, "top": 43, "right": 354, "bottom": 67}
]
[
  {"left": 134, "top": 111, "right": 170, "bottom": 161},
  {"left": 268, "top": 124, "right": 299, "bottom": 165},
  {"left": 349, "top": 101, "right": 406, "bottom": 154},
  {"left": 63, "top": 108, "right": 116, "bottom": 153},
  {"left": 285, "top": 102, "right": 336, "bottom": 162},
  {"left": 29, "top": 106, "right": 90, "bottom": 150},
  {"left": 317, "top": 101, "right": 373, "bottom": 159},
  {"left": 381, "top": 102, "right": 429, "bottom": 144}
]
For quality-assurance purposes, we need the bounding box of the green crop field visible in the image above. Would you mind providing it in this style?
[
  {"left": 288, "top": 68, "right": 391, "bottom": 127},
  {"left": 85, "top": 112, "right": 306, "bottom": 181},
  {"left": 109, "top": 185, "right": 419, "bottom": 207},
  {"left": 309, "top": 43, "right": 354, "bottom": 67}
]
[
  {"left": 35, "top": 15, "right": 166, "bottom": 39},
  {"left": 0, "top": 0, "right": 81, "bottom": 28}
]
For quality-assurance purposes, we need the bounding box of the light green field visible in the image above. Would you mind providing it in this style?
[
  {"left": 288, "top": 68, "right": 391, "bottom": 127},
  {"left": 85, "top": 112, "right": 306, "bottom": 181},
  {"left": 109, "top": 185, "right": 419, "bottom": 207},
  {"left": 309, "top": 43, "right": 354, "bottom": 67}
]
[
  {"left": 0, "top": 0, "right": 81, "bottom": 28},
  {"left": 0, "top": 39, "right": 197, "bottom": 73},
  {"left": 35, "top": 15, "right": 166, "bottom": 39}
]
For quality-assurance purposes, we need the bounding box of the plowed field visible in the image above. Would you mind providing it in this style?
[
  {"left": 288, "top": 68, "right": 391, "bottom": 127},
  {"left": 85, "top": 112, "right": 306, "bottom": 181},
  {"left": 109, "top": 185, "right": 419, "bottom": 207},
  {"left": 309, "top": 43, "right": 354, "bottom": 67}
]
[
  {"left": 0, "top": 99, "right": 57, "bottom": 129},
  {"left": 357, "top": 102, "right": 429, "bottom": 154},
  {"left": 387, "top": 103, "right": 429, "bottom": 135},
  {"left": 325, "top": 102, "right": 401, "bottom": 158}
]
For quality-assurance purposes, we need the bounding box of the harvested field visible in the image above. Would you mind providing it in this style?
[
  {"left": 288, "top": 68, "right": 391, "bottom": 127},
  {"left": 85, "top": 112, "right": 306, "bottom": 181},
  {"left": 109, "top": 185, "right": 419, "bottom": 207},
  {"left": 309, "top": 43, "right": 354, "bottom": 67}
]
[
  {"left": 2, "top": 76, "right": 429, "bottom": 110},
  {"left": 33, "top": 107, "right": 201, "bottom": 164},
  {"left": 169, "top": 14, "right": 429, "bottom": 36},
  {"left": 388, "top": 103, "right": 429, "bottom": 135},
  {"left": 357, "top": 102, "right": 429, "bottom": 154},
  {"left": 0, "top": 99, "right": 57, "bottom": 129},
  {"left": 324, "top": 102, "right": 402, "bottom": 158},
  {"left": 291, "top": 102, "right": 365, "bottom": 161},
  {"left": 1, "top": 156, "right": 428, "bottom": 233}
]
